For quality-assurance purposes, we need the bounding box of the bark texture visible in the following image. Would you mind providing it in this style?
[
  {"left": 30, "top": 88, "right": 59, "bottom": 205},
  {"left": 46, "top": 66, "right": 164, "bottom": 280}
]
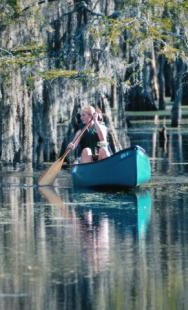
[{"left": 0, "top": 0, "right": 187, "bottom": 164}]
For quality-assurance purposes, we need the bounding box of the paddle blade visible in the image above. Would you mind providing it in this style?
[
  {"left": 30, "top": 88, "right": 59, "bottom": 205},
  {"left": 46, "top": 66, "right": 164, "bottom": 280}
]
[
  {"left": 39, "top": 187, "right": 71, "bottom": 218},
  {"left": 39, "top": 186, "right": 65, "bottom": 207},
  {"left": 38, "top": 157, "right": 65, "bottom": 186}
]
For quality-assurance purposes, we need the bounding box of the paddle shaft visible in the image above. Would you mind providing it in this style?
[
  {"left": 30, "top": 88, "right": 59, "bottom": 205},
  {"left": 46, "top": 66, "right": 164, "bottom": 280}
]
[
  {"left": 38, "top": 117, "right": 93, "bottom": 186},
  {"left": 58, "top": 117, "right": 93, "bottom": 163}
]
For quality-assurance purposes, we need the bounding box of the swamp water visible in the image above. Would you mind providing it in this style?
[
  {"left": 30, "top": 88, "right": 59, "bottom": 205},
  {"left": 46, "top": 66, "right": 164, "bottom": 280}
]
[{"left": 0, "top": 117, "right": 188, "bottom": 310}]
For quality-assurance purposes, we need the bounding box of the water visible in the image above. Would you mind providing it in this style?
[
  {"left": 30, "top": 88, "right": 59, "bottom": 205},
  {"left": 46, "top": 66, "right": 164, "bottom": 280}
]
[{"left": 0, "top": 121, "right": 188, "bottom": 310}]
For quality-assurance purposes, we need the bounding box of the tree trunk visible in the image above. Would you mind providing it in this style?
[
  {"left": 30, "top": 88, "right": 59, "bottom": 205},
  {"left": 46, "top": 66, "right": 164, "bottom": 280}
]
[
  {"left": 171, "top": 58, "right": 184, "bottom": 127},
  {"left": 158, "top": 55, "right": 165, "bottom": 110}
]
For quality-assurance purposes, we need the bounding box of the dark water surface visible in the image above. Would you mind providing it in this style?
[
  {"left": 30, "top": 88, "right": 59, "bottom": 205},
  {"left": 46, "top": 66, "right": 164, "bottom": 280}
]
[{"left": 0, "top": 122, "right": 188, "bottom": 310}]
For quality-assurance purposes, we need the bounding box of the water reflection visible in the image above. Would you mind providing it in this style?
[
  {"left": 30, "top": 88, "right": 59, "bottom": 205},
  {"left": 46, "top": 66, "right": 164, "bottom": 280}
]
[
  {"left": 137, "top": 191, "right": 152, "bottom": 240},
  {"left": 0, "top": 122, "right": 188, "bottom": 309},
  {"left": 0, "top": 177, "right": 152, "bottom": 310},
  {"left": 39, "top": 187, "right": 153, "bottom": 309},
  {"left": 70, "top": 188, "right": 152, "bottom": 241}
]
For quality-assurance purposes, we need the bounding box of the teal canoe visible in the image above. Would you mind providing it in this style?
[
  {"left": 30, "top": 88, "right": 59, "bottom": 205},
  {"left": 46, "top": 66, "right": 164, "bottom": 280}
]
[{"left": 71, "top": 145, "right": 151, "bottom": 188}]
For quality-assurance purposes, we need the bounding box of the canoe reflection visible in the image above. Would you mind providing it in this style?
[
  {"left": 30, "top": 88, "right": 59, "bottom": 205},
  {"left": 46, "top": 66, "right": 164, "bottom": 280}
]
[
  {"left": 38, "top": 187, "right": 153, "bottom": 309},
  {"left": 39, "top": 187, "right": 152, "bottom": 241},
  {"left": 72, "top": 189, "right": 152, "bottom": 241}
]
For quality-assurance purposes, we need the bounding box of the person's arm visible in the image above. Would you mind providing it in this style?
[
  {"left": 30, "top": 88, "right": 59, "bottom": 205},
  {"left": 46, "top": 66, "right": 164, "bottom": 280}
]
[
  {"left": 68, "top": 129, "right": 82, "bottom": 150},
  {"left": 93, "top": 112, "right": 108, "bottom": 141}
]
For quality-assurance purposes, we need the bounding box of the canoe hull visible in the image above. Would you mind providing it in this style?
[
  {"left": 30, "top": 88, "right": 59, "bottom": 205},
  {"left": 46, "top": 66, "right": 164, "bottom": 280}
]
[{"left": 71, "top": 145, "right": 151, "bottom": 188}]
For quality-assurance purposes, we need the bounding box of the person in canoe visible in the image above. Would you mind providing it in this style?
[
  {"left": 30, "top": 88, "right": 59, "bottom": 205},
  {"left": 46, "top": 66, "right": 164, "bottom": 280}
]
[{"left": 68, "top": 105, "right": 111, "bottom": 163}]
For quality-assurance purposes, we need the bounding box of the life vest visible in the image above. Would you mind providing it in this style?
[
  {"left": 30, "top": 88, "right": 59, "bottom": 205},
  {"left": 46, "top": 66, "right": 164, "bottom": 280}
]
[{"left": 78, "top": 126, "right": 100, "bottom": 156}]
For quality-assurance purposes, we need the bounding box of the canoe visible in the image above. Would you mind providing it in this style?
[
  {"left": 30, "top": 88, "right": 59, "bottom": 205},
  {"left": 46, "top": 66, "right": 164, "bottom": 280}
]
[{"left": 71, "top": 145, "right": 151, "bottom": 188}]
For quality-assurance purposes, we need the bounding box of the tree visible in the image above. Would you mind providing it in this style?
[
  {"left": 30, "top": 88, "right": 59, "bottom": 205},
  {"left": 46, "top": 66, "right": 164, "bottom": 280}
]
[{"left": 91, "top": 0, "right": 188, "bottom": 126}]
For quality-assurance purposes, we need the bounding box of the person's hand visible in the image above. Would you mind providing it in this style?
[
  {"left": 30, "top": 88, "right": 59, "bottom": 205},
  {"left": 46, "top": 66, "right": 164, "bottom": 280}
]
[
  {"left": 68, "top": 142, "right": 75, "bottom": 150},
  {"left": 93, "top": 112, "right": 99, "bottom": 124}
]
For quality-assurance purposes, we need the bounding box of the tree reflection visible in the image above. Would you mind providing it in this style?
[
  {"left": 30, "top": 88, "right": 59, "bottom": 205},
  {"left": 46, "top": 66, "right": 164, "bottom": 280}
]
[
  {"left": 1, "top": 169, "right": 188, "bottom": 309},
  {"left": 38, "top": 187, "right": 152, "bottom": 309}
]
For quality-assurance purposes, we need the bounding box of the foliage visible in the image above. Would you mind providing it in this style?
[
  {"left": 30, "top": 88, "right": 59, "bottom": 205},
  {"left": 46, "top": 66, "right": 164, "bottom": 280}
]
[
  {"left": 91, "top": 0, "right": 188, "bottom": 62},
  {"left": 7, "top": 0, "right": 18, "bottom": 10},
  {"left": 0, "top": 0, "right": 20, "bottom": 25},
  {"left": 39, "top": 69, "right": 115, "bottom": 87},
  {"left": 11, "top": 42, "right": 47, "bottom": 56},
  {"left": 0, "top": 44, "right": 47, "bottom": 70},
  {"left": 26, "top": 76, "right": 35, "bottom": 91},
  {"left": 40, "top": 69, "right": 79, "bottom": 80}
]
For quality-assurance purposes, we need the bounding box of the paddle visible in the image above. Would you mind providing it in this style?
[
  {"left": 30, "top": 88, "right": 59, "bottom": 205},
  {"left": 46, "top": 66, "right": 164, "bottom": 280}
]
[
  {"left": 39, "top": 186, "right": 66, "bottom": 208},
  {"left": 38, "top": 117, "right": 93, "bottom": 186},
  {"left": 39, "top": 187, "right": 71, "bottom": 217}
]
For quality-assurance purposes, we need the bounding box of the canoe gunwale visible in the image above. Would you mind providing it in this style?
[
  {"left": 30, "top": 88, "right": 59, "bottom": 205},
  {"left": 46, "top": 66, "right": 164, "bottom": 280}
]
[{"left": 72, "top": 145, "right": 146, "bottom": 168}]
